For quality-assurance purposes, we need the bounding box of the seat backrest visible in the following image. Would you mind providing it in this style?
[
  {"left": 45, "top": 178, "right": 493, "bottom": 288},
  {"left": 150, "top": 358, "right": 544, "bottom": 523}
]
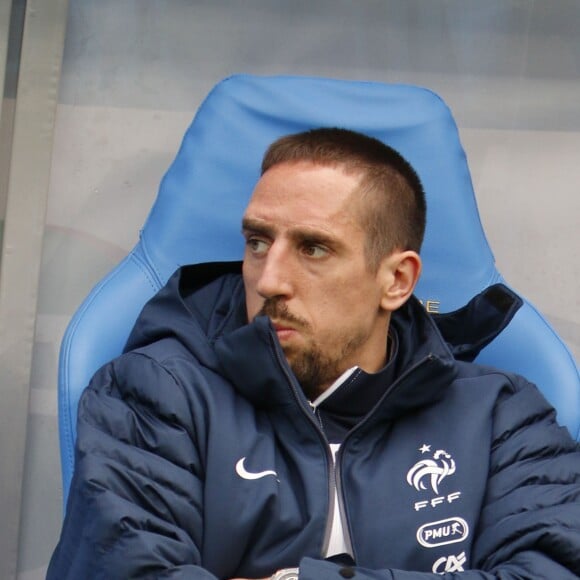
[{"left": 58, "top": 74, "right": 580, "bottom": 503}]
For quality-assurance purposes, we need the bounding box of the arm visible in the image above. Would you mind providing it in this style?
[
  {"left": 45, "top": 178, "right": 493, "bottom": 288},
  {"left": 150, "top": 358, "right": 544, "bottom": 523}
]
[{"left": 48, "top": 353, "right": 218, "bottom": 579}]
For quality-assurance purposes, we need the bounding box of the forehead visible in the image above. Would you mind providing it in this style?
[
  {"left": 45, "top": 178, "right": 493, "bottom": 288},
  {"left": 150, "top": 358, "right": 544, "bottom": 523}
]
[{"left": 244, "top": 161, "right": 365, "bottom": 229}]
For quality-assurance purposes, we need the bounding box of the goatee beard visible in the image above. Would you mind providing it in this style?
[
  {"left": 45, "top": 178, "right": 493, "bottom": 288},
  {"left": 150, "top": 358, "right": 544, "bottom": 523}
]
[{"left": 258, "top": 298, "right": 363, "bottom": 400}]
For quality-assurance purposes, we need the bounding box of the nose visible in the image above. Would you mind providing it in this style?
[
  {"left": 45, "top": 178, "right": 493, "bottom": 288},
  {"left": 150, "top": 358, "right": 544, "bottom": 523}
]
[{"left": 255, "top": 243, "right": 293, "bottom": 300}]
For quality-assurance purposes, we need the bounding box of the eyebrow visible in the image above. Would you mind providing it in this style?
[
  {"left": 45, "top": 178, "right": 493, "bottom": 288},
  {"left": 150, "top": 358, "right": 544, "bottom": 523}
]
[
  {"left": 241, "top": 216, "right": 343, "bottom": 250},
  {"left": 241, "top": 217, "right": 274, "bottom": 237}
]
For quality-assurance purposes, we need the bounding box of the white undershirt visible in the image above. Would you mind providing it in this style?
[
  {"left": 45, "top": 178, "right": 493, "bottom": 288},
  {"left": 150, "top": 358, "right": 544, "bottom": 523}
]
[
  {"left": 326, "top": 443, "right": 351, "bottom": 557},
  {"left": 311, "top": 367, "right": 358, "bottom": 558}
]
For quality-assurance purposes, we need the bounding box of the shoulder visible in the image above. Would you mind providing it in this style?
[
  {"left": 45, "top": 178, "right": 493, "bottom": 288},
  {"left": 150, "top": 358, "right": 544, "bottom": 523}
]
[
  {"left": 81, "top": 342, "right": 220, "bottom": 431},
  {"left": 458, "top": 365, "right": 580, "bottom": 484},
  {"left": 453, "top": 359, "right": 549, "bottom": 404},
  {"left": 450, "top": 360, "right": 576, "bottom": 447}
]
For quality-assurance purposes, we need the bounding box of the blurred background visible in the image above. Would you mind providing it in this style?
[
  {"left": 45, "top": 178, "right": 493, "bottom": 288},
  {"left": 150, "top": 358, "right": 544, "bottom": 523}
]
[{"left": 0, "top": 1, "right": 578, "bottom": 578}]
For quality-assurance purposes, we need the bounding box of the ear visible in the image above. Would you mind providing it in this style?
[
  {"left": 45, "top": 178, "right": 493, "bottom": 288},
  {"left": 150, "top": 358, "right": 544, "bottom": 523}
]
[{"left": 378, "top": 250, "right": 422, "bottom": 312}]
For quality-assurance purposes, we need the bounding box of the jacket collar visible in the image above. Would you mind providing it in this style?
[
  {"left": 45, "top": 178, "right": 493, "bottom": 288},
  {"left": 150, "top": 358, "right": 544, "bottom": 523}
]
[{"left": 214, "top": 293, "right": 458, "bottom": 416}]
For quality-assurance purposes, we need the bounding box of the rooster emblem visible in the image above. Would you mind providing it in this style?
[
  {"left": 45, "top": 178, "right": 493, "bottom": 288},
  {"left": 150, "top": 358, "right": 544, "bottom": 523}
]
[{"left": 406, "top": 449, "right": 456, "bottom": 494}]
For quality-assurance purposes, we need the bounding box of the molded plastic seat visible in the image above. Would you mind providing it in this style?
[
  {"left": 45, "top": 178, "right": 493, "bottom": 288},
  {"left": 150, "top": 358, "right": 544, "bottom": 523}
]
[{"left": 58, "top": 74, "right": 580, "bottom": 503}]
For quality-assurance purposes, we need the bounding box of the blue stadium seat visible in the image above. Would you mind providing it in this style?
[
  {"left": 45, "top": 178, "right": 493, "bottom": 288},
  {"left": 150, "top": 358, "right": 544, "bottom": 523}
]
[{"left": 58, "top": 74, "right": 580, "bottom": 504}]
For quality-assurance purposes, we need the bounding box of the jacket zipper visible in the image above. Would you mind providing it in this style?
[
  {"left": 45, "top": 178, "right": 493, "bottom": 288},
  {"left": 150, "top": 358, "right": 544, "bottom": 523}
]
[{"left": 269, "top": 331, "right": 338, "bottom": 558}]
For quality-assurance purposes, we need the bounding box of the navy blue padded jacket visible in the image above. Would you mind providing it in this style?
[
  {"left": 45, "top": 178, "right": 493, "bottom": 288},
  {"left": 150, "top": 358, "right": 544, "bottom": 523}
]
[{"left": 48, "top": 262, "right": 580, "bottom": 579}]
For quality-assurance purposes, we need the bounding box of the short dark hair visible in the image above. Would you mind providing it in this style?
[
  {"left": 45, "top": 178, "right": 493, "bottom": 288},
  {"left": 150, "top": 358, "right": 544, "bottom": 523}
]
[{"left": 261, "top": 128, "right": 426, "bottom": 269}]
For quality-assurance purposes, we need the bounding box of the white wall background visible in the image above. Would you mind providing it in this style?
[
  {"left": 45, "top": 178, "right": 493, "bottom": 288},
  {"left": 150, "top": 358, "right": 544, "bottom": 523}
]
[{"left": 17, "top": 1, "right": 579, "bottom": 577}]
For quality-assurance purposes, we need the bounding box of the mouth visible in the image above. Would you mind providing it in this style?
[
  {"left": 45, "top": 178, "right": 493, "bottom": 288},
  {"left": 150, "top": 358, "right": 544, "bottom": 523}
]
[{"left": 271, "top": 321, "right": 300, "bottom": 341}]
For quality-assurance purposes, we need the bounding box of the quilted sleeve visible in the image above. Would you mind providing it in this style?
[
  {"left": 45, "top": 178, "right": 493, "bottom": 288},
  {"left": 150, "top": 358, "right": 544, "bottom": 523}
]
[
  {"left": 47, "top": 352, "right": 217, "bottom": 579},
  {"left": 470, "top": 377, "right": 580, "bottom": 574}
]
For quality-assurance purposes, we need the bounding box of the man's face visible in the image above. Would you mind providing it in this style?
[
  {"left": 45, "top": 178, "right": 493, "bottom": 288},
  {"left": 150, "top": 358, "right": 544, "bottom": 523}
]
[{"left": 242, "top": 161, "right": 392, "bottom": 399}]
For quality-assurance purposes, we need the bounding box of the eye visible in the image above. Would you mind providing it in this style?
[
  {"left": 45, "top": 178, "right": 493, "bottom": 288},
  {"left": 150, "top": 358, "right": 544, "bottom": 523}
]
[
  {"left": 302, "top": 243, "right": 329, "bottom": 259},
  {"left": 246, "top": 237, "right": 270, "bottom": 256}
]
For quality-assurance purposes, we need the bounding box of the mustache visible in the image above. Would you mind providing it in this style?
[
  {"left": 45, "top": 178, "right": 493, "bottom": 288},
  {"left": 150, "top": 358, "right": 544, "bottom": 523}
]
[{"left": 258, "top": 298, "right": 308, "bottom": 329}]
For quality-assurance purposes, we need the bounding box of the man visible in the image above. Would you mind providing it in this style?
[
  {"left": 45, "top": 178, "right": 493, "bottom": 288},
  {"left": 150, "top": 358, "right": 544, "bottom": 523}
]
[{"left": 48, "top": 128, "right": 580, "bottom": 579}]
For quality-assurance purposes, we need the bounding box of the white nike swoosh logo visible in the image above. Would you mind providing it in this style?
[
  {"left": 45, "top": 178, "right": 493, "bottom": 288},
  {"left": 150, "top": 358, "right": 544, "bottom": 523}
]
[{"left": 235, "top": 457, "right": 278, "bottom": 480}]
